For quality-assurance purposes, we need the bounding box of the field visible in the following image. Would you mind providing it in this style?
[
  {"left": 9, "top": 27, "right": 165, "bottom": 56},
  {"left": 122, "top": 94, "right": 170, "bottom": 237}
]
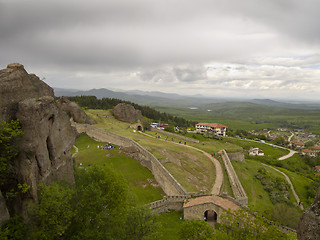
[
  {"left": 152, "top": 102, "right": 320, "bottom": 133},
  {"left": 85, "top": 109, "right": 217, "bottom": 193},
  {"left": 73, "top": 134, "right": 164, "bottom": 205},
  {"left": 79, "top": 108, "right": 318, "bottom": 230}
]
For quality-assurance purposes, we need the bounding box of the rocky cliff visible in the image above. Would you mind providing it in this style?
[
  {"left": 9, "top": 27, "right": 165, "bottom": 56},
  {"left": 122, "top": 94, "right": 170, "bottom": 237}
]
[
  {"left": 0, "top": 63, "right": 75, "bottom": 220},
  {"left": 0, "top": 63, "right": 54, "bottom": 123},
  {"left": 113, "top": 103, "right": 142, "bottom": 123},
  {"left": 297, "top": 183, "right": 320, "bottom": 240},
  {"left": 57, "top": 96, "right": 95, "bottom": 124}
]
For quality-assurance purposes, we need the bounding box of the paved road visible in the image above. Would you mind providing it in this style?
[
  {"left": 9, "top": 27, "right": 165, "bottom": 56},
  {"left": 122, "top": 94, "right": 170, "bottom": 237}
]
[
  {"left": 262, "top": 163, "right": 304, "bottom": 210},
  {"left": 139, "top": 132, "right": 223, "bottom": 195},
  {"left": 230, "top": 137, "right": 297, "bottom": 161}
]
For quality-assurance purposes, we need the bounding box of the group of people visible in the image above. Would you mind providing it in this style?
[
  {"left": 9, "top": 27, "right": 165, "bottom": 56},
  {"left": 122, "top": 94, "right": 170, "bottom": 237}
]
[{"left": 99, "top": 143, "right": 116, "bottom": 150}]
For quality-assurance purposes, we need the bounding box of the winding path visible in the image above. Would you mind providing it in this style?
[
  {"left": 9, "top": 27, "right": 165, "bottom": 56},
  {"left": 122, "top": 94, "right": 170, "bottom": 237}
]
[
  {"left": 262, "top": 163, "right": 304, "bottom": 210},
  {"left": 138, "top": 131, "right": 223, "bottom": 195},
  {"left": 72, "top": 145, "right": 79, "bottom": 157}
]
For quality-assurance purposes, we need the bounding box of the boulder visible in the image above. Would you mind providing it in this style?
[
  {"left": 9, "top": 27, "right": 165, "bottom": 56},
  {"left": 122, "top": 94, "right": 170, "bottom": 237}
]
[
  {"left": 297, "top": 184, "right": 320, "bottom": 240},
  {"left": 113, "top": 103, "right": 142, "bottom": 123},
  {"left": 57, "top": 96, "right": 95, "bottom": 124}
]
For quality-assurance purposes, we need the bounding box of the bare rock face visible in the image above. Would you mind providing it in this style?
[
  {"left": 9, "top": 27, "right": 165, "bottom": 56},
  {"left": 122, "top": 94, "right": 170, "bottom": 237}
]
[
  {"left": 0, "top": 192, "right": 10, "bottom": 224},
  {"left": 0, "top": 63, "right": 75, "bottom": 219},
  {"left": 57, "top": 96, "right": 95, "bottom": 124},
  {"left": 113, "top": 103, "right": 142, "bottom": 123},
  {"left": 297, "top": 184, "right": 320, "bottom": 240},
  {"left": 0, "top": 63, "right": 54, "bottom": 122}
]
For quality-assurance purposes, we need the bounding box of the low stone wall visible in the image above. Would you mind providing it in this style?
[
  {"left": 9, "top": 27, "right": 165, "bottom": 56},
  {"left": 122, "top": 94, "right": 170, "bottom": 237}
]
[
  {"left": 149, "top": 193, "right": 208, "bottom": 214},
  {"left": 151, "top": 128, "right": 199, "bottom": 143},
  {"left": 74, "top": 123, "right": 186, "bottom": 196},
  {"left": 220, "top": 150, "right": 248, "bottom": 206},
  {"left": 227, "top": 151, "right": 245, "bottom": 162}
]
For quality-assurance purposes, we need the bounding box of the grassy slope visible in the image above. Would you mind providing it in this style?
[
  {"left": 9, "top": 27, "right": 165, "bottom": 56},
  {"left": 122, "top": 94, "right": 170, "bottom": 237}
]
[
  {"left": 232, "top": 159, "right": 298, "bottom": 213},
  {"left": 74, "top": 134, "right": 164, "bottom": 205},
  {"left": 84, "top": 108, "right": 316, "bottom": 226},
  {"left": 86, "top": 109, "right": 217, "bottom": 193}
]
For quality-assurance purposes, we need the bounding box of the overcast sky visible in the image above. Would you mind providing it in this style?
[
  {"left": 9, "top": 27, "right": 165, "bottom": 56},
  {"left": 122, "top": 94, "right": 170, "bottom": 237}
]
[{"left": 1, "top": 0, "right": 320, "bottom": 101}]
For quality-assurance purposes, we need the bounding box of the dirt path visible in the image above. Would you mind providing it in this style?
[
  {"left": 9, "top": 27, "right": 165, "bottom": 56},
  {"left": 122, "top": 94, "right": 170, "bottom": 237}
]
[
  {"left": 72, "top": 145, "right": 79, "bottom": 157},
  {"left": 262, "top": 163, "right": 304, "bottom": 210},
  {"left": 278, "top": 149, "right": 297, "bottom": 160},
  {"left": 138, "top": 132, "right": 223, "bottom": 195}
]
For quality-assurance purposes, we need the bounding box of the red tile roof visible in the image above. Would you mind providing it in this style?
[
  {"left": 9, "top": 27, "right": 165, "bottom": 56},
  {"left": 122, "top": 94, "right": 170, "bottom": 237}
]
[
  {"left": 183, "top": 196, "right": 240, "bottom": 211},
  {"left": 196, "top": 123, "right": 227, "bottom": 128},
  {"left": 302, "top": 149, "right": 314, "bottom": 153}
]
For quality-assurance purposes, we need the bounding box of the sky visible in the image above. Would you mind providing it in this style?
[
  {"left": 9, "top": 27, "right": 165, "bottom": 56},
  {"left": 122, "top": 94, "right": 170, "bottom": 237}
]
[{"left": 1, "top": 0, "right": 320, "bottom": 101}]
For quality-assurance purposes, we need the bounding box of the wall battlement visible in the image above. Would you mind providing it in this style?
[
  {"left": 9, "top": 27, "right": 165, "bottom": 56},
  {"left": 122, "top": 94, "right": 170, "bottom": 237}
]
[{"left": 220, "top": 150, "right": 248, "bottom": 206}]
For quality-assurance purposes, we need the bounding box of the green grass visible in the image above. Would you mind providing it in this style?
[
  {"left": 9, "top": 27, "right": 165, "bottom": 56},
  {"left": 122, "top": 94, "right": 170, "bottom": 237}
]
[
  {"left": 232, "top": 159, "right": 298, "bottom": 214},
  {"left": 74, "top": 134, "right": 164, "bottom": 205},
  {"left": 85, "top": 110, "right": 217, "bottom": 193},
  {"left": 278, "top": 167, "right": 317, "bottom": 207},
  {"left": 157, "top": 211, "right": 184, "bottom": 240}
]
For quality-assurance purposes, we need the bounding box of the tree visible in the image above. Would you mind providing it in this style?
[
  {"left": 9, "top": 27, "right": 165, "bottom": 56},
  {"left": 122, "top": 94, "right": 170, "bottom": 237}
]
[
  {"left": 218, "top": 209, "right": 296, "bottom": 240},
  {"left": 179, "top": 219, "right": 214, "bottom": 240},
  {"left": 0, "top": 120, "right": 23, "bottom": 197},
  {"left": 65, "top": 166, "right": 128, "bottom": 240},
  {"left": 125, "top": 206, "right": 160, "bottom": 240},
  {"left": 28, "top": 182, "right": 75, "bottom": 240},
  {"left": 273, "top": 136, "right": 286, "bottom": 146}
]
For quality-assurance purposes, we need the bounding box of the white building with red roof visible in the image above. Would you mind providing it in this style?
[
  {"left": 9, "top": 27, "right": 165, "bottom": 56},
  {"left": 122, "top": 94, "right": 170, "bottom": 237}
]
[{"left": 196, "top": 123, "right": 227, "bottom": 136}]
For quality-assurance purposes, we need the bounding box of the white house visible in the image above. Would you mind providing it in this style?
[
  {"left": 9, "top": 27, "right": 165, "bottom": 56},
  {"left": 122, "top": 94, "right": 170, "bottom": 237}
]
[{"left": 196, "top": 123, "right": 227, "bottom": 137}]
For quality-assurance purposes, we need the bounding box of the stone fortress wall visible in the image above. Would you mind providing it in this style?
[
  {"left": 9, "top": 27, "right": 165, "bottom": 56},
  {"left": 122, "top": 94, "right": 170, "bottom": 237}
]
[
  {"left": 226, "top": 151, "right": 245, "bottom": 161},
  {"left": 220, "top": 149, "right": 248, "bottom": 206},
  {"left": 150, "top": 128, "right": 200, "bottom": 143},
  {"left": 74, "top": 123, "right": 187, "bottom": 196}
]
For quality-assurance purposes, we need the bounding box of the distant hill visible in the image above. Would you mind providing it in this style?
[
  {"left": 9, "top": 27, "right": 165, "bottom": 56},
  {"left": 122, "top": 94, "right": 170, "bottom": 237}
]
[{"left": 54, "top": 87, "right": 320, "bottom": 110}]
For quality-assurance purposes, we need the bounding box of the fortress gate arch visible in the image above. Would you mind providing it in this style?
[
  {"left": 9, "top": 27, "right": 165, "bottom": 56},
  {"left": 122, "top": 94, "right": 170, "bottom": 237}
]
[
  {"left": 183, "top": 196, "right": 241, "bottom": 223},
  {"left": 204, "top": 209, "right": 217, "bottom": 222}
]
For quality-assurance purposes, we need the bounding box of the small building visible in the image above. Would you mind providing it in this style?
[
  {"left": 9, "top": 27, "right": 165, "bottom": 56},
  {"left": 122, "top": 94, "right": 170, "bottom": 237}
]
[
  {"left": 313, "top": 166, "right": 320, "bottom": 172},
  {"left": 183, "top": 195, "right": 241, "bottom": 223},
  {"left": 196, "top": 123, "right": 227, "bottom": 137},
  {"left": 311, "top": 145, "right": 320, "bottom": 153},
  {"left": 249, "top": 148, "right": 264, "bottom": 156},
  {"left": 301, "top": 148, "right": 317, "bottom": 158},
  {"left": 292, "top": 141, "right": 305, "bottom": 150}
]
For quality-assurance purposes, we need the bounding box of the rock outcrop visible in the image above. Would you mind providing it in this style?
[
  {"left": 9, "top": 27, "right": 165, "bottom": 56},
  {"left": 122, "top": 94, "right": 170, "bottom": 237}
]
[
  {"left": 0, "top": 63, "right": 54, "bottom": 122},
  {"left": 57, "top": 96, "right": 95, "bottom": 124},
  {"left": 0, "top": 63, "right": 75, "bottom": 219},
  {"left": 0, "top": 192, "right": 10, "bottom": 224},
  {"left": 113, "top": 103, "right": 142, "bottom": 123},
  {"left": 297, "top": 183, "right": 320, "bottom": 240}
]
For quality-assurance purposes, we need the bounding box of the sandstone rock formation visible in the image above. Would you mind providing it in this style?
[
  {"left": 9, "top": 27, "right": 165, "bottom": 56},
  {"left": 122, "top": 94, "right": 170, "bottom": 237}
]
[
  {"left": 0, "top": 63, "right": 54, "bottom": 122},
  {"left": 0, "top": 63, "right": 75, "bottom": 219},
  {"left": 113, "top": 103, "right": 142, "bottom": 123},
  {"left": 57, "top": 96, "right": 95, "bottom": 124},
  {"left": 297, "top": 183, "right": 320, "bottom": 240}
]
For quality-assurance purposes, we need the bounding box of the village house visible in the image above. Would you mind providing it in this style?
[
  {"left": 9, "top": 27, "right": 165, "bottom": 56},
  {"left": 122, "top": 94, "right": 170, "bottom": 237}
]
[
  {"left": 311, "top": 145, "right": 320, "bottom": 154},
  {"left": 196, "top": 123, "right": 227, "bottom": 137},
  {"left": 301, "top": 148, "right": 317, "bottom": 158},
  {"left": 292, "top": 141, "right": 305, "bottom": 150},
  {"left": 249, "top": 147, "right": 265, "bottom": 156}
]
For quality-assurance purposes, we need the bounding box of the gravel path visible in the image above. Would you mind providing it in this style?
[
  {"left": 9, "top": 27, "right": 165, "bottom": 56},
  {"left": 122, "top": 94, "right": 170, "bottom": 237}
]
[{"left": 139, "top": 132, "right": 223, "bottom": 195}]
